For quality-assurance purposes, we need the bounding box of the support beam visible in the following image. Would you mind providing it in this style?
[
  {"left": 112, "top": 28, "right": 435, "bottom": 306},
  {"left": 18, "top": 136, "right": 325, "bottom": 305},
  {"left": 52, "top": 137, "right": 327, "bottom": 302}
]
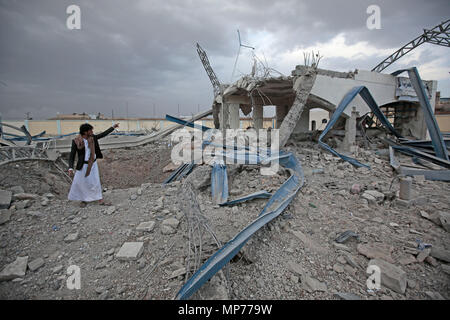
[
  {"left": 253, "top": 105, "right": 263, "bottom": 129},
  {"left": 342, "top": 107, "right": 359, "bottom": 152},
  {"left": 279, "top": 67, "right": 317, "bottom": 147},
  {"left": 275, "top": 105, "right": 288, "bottom": 129}
]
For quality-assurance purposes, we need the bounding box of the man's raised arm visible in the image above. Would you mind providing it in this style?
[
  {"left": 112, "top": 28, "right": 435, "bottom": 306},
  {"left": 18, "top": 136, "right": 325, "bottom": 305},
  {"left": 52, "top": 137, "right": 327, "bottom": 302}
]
[{"left": 95, "top": 123, "right": 120, "bottom": 140}]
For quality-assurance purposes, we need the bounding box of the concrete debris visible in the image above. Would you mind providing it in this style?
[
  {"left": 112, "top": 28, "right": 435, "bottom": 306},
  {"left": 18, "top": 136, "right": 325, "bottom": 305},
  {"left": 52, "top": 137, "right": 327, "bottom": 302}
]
[
  {"left": 430, "top": 247, "right": 450, "bottom": 263},
  {"left": 64, "top": 232, "right": 79, "bottom": 243},
  {"left": 438, "top": 211, "right": 450, "bottom": 232},
  {"left": 136, "top": 221, "right": 155, "bottom": 232},
  {"left": 116, "top": 242, "right": 144, "bottom": 261},
  {"left": 0, "top": 209, "right": 11, "bottom": 225},
  {"left": 0, "top": 256, "right": 28, "bottom": 281},
  {"left": 368, "top": 259, "right": 407, "bottom": 294},
  {"left": 357, "top": 243, "right": 395, "bottom": 264},
  {"left": 28, "top": 258, "right": 45, "bottom": 272},
  {"left": 0, "top": 190, "right": 12, "bottom": 209}
]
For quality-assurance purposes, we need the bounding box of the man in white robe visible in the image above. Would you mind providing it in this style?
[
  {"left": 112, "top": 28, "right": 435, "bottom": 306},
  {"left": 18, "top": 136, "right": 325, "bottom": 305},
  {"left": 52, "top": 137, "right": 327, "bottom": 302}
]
[{"left": 68, "top": 123, "right": 119, "bottom": 206}]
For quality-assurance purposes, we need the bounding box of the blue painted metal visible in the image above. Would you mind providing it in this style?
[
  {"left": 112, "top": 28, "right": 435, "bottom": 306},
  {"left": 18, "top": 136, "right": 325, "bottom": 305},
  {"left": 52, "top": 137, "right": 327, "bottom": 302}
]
[
  {"left": 219, "top": 190, "right": 272, "bottom": 206},
  {"left": 391, "top": 67, "right": 449, "bottom": 161},
  {"left": 318, "top": 86, "right": 401, "bottom": 168},
  {"left": 392, "top": 145, "right": 450, "bottom": 168},
  {"left": 175, "top": 150, "right": 304, "bottom": 300},
  {"left": 211, "top": 163, "right": 229, "bottom": 204},
  {"left": 165, "top": 114, "right": 211, "bottom": 132}
]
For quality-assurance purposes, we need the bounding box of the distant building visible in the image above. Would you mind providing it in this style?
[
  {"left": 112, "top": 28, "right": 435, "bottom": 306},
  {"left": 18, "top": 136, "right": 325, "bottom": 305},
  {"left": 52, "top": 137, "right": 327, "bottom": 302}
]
[{"left": 49, "top": 112, "right": 106, "bottom": 120}]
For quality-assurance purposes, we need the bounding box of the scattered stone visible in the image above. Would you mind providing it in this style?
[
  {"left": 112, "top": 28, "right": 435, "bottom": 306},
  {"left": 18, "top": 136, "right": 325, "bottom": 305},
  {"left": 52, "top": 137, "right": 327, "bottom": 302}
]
[
  {"left": 425, "top": 256, "right": 438, "bottom": 267},
  {"left": 334, "top": 292, "right": 362, "bottom": 300},
  {"left": 420, "top": 210, "right": 430, "bottom": 219},
  {"left": 162, "top": 218, "right": 180, "bottom": 229},
  {"left": 0, "top": 209, "right": 11, "bottom": 225},
  {"left": 41, "top": 197, "right": 49, "bottom": 206},
  {"left": 0, "top": 256, "right": 28, "bottom": 281},
  {"left": 407, "top": 279, "right": 416, "bottom": 289},
  {"left": 64, "top": 232, "right": 79, "bottom": 243},
  {"left": 137, "top": 188, "right": 142, "bottom": 196},
  {"left": 116, "top": 242, "right": 144, "bottom": 261},
  {"left": 168, "top": 267, "right": 186, "bottom": 279},
  {"left": 441, "top": 264, "right": 450, "bottom": 275},
  {"left": 28, "top": 258, "right": 45, "bottom": 271},
  {"left": 425, "top": 291, "right": 445, "bottom": 300},
  {"left": 395, "top": 199, "right": 411, "bottom": 208},
  {"left": 357, "top": 243, "right": 394, "bottom": 263},
  {"left": 9, "top": 186, "right": 25, "bottom": 194},
  {"left": 333, "top": 243, "right": 351, "bottom": 252},
  {"left": 161, "top": 225, "right": 175, "bottom": 235},
  {"left": 399, "top": 255, "right": 417, "bottom": 265},
  {"left": 363, "top": 190, "right": 384, "bottom": 202},
  {"left": 106, "top": 206, "right": 116, "bottom": 215},
  {"left": 287, "top": 261, "right": 303, "bottom": 276},
  {"left": 337, "top": 256, "right": 347, "bottom": 265},
  {"left": 368, "top": 259, "right": 407, "bottom": 294},
  {"left": 130, "top": 194, "right": 138, "bottom": 201},
  {"left": 27, "top": 211, "right": 44, "bottom": 218},
  {"left": 303, "top": 274, "right": 327, "bottom": 292},
  {"left": 430, "top": 247, "right": 450, "bottom": 263},
  {"left": 416, "top": 248, "right": 431, "bottom": 263},
  {"left": 136, "top": 221, "right": 155, "bottom": 232},
  {"left": 52, "top": 265, "right": 63, "bottom": 274},
  {"left": 13, "top": 193, "right": 38, "bottom": 201},
  {"left": 438, "top": 211, "right": 450, "bottom": 232},
  {"left": 333, "top": 264, "right": 344, "bottom": 273},
  {"left": 0, "top": 190, "right": 12, "bottom": 209},
  {"left": 350, "top": 184, "right": 362, "bottom": 195}
]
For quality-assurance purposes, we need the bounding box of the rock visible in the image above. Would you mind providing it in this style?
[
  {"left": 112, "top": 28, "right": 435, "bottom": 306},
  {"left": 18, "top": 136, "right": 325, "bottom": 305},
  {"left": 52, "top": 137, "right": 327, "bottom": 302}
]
[
  {"left": 0, "top": 210, "right": 11, "bottom": 225},
  {"left": 361, "top": 192, "right": 376, "bottom": 204},
  {"left": 357, "top": 243, "right": 394, "bottom": 263},
  {"left": 106, "top": 206, "right": 116, "bottom": 215},
  {"left": 333, "top": 243, "right": 351, "bottom": 252},
  {"left": 372, "top": 217, "right": 384, "bottom": 224},
  {"left": 438, "top": 212, "right": 450, "bottom": 232},
  {"left": 334, "top": 292, "right": 362, "bottom": 300},
  {"left": 162, "top": 218, "right": 180, "bottom": 229},
  {"left": 425, "top": 256, "right": 438, "bottom": 267},
  {"left": 116, "top": 242, "right": 144, "bottom": 261},
  {"left": 399, "top": 255, "right": 417, "bottom": 265},
  {"left": 0, "top": 190, "right": 12, "bottom": 209},
  {"left": 9, "top": 186, "right": 24, "bottom": 194},
  {"left": 0, "top": 256, "right": 28, "bottom": 281},
  {"left": 363, "top": 190, "right": 384, "bottom": 202},
  {"left": 15, "top": 200, "right": 31, "bottom": 210},
  {"left": 395, "top": 199, "right": 411, "bottom": 208},
  {"left": 337, "top": 256, "right": 347, "bottom": 265},
  {"left": 64, "top": 232, "right": 79, "bottom": 243},
  {"left": 130, "top": 194, "right": 138, "bottom": 201},
  {"left": 407, "top": 279, "right": 416, "bottom": 289},
  {"left": 41, "top": 197, "right": 49, "bottom": 206},
  {"left": 419, "top": 210, "right": 430, "bottom": 219},
  {"left": 350, "top": 184, "right": 362, "bottom": 195},
  {"left": 53, "top": 265, "right": 63, "bottom": 274},
  {"left": 303, "top": 274, "right": 327, "bottom": 292},
  {"left": 13, "top": 193, "right": 38, "bottom": 201},
  {"left": 161, "top": 225, "right": 176, "bottom": 235},
  {"left": 28, "top": 258, "right": 45, "bottom": 271},
  {"left": 441, "top": 264, "right": 450, "bottom": 275},
  {"left": 425, "top": 291, "right": 445, "bottom": 300},
  {"left": 430, "top": 247, "right": 450, "bottom": 263},
  {"left": 333, "top": 264, "right": 344, "bottom": 273},
  {"left": 163, "top": 162, "right": 179, "bottom": 173},
  {"left": 416, "top": 248, "right": 431, "bottom": 263},
  {"left": 136, "top": 221, "right": 155, "bottom": 232},
  {"left": 368, "top": 259, "right": 407, "bottom": 294},
  {"left": 287, "top": 261, "right": 303, "bottom": 276},
  {"left": 168, "top": 267, "right": 186, "bottom": 279},
  {"left": 27, "top": 210, "right": 44, "bottom": 218}
]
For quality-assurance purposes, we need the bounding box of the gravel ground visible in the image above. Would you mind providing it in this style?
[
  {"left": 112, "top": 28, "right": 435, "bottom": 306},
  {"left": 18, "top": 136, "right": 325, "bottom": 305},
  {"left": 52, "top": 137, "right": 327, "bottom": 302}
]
[{"left": 0, "top": 140, "right": 449, "bottom": 300}]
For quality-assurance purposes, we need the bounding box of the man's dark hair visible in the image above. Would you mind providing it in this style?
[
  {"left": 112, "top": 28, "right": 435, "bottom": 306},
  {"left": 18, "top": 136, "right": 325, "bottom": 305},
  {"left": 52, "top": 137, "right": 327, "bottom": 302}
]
[{"left": 79, "top": 123, "right": 93, "bottom": 135}]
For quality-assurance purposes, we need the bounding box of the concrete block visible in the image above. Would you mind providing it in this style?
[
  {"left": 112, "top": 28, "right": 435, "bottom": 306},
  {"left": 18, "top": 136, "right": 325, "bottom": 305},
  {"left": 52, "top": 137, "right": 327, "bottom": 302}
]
[
  {"left": 368, "top": 259, "right": 407, "bottom": 294},
  {"left": 438, "top": 212, "right": 450, "bottom": 232},
  {"left": 64, "top": 232, "right": 79, "bottom": 243},
  {"left": 0, "top": 190, "right": 12, "bottom": 209},
  {"left": 28, "top": 258, "right": 45, "bottom": 271},
  {"left": 116, "top": 242, "right": 144, "bottom": 261},
  {"left": 0, "top": 209, "right": 11, "bottom": 225},
  {"left": 136, "top": 221, "right": 155, "bottom": 232},
  {"left": 0, "top": 256, "right": 28, "bottom": 281}
]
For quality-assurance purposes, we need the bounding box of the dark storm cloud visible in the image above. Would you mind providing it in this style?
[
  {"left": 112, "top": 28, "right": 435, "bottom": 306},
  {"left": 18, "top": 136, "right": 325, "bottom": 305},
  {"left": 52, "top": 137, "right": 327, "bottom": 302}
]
[{"left": 0, "top": 0, "right": 448, "bottom": 120}]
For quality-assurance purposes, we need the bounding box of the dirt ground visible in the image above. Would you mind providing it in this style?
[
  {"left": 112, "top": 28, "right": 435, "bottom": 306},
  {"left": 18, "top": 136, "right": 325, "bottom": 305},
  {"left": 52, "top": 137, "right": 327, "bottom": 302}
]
[{"left": 0, "top": 139, "right": 449, "bottom": 300}]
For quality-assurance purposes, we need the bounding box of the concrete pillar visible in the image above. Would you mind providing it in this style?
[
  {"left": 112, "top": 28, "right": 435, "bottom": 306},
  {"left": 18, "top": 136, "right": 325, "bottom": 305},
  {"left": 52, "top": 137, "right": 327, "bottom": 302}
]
[
  {"left": 253, "top": 105, "right": 263, "bottom": 129},
  {"left": 275, "top": 105, "right": 288, "bottom": 129},
  {"left": 221, "top": 102, "right": 240, "bottom": 130},
  {"left": 293, "top": 108, "right": 310, "bottom": 133},
  {"left": 343, "top": 107, "right": 358, "bottom": 152},
  {"left": 399, "top": 177, "right": 412, "bottom": 201}
]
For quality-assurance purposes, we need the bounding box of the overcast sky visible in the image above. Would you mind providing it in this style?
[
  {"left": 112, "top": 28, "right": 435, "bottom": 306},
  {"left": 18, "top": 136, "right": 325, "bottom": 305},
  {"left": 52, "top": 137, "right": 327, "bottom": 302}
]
[{"left": 0, "top": 0, "right": 449, "bottom": 120}]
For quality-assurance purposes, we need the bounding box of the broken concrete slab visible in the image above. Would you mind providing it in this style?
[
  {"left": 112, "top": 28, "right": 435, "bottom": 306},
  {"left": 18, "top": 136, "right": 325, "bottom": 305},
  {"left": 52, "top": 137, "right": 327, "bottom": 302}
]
[
  {"left": 28, "top": 258, "right": 45, "bottom": 271},
  {"left": 303, "top": 274, "right": 327, "bottom": 292},
  {"left": 438, "top": 211, "right": 450, "bottom": 232},
  {"left": 116, "top": 242, "right": 144, "bottom": 261},
  {"left": 368, "top": 259, "right": 407, "bottom": 294},
  {"left": 64, "top": 232, "right": 79, "bottom": 243},
  {"left": 9, "top": 186, "right": 25, "bottom": 194},
  {"left": 13, "top": 193, "right": 38, "bottom": 201},
  {"left": 162, "top": 218, "right": 180, "bottom": 229},
  {"left": 0, "top": 256, "right": 28, "bottom": 281},
  {"left": 0, "top": 209, "right": 11, "bottom": 225},
  {"left": 416, "top": 248, "right": 431, "bottom": 263},
  {"left": 136, "top": 221, "right": 155, "bottom": 232},
  {"left": 161, "top": 225, "right": 176, "bottom": 235},
  {"left": 168, "top": 267, "right": 186, "bottom": 279},
  {"left": 430, "top": 247, "right": 450, "bottom": 263},
  {"left": 0, "top": 190, "right": 12, "bottom": 209},
  {"left": 363, "top": 190, "right": 385, "bottom": 202},
  {"left": 357, "top": 243, "right": 394, "bottom": 263}
]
